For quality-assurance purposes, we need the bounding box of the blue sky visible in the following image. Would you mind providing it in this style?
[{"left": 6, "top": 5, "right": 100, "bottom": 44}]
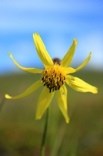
[{"left": 0, "top": 0, "right": 103, "bottom": 74}]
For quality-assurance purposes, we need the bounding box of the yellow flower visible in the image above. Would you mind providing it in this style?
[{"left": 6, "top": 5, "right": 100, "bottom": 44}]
[{"left": 5, "top": 33, "right": 98, "bottom": 123}]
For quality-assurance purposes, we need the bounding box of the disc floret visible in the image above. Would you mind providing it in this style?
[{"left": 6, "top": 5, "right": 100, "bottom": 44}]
[{"left": 42, "top": 65, "right": 66, "bottom": 92}]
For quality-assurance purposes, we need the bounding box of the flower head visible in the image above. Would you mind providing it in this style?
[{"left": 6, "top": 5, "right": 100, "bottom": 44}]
[{"left": 5, "top": 33, "right": 98, "bottom": 123}]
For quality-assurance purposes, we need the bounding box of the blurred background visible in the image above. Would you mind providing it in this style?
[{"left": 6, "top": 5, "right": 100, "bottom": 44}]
[{"left": 0, "top": 0, "right": 103, "bottom": 156}]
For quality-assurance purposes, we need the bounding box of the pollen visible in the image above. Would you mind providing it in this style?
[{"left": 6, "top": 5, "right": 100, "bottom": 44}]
[{"left": 42, "top": 64, "right": 66, "bottom": 92}]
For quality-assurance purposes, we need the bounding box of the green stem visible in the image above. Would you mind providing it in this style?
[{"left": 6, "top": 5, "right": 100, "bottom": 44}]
[{"left": 40, "top": 109, "right": 49, "bottom": 156}]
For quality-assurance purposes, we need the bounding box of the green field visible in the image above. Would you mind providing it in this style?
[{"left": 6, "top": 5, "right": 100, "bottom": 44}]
[{"left": 0, "top": 71, "right": 103, "bottom": 156}]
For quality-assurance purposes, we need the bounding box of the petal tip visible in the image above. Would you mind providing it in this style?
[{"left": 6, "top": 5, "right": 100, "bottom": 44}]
[
  {"left": 5, "top": 94, "right": 12, "bottom": 99},
  {"left": 8, "top": 52, "right": 12, "bottom": 58},
  {"left": 35, "top": 115, "right": 41, "bottom": 120},
  {"left": 93, "top": 87, "right": 98, "bottom": 94},
  {"left": 90, "top": 86, "right": 98, "bottom": 94},
  {"left": 73, "top": 39, "right": 78, "bottom": 45},
  {"left": 89, "top": 52, "right": 92, "bottom": 58},
  {"left": 90, "top": 51, "right": 92, "bottom": 55},
  {"left": 33, "top": 33, "right": 35, "bottom": 40},
  {"left": 88, "top": 51, "right": 92, "bottom": 58},
  {"left": 33, "top": 33, "right": 39, "bottom": 39},
  {"left": 66, "top": 118, "right": 70, "bottom": 124}
]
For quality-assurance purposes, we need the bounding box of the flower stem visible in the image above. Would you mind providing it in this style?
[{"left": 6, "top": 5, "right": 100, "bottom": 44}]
[{"left": 40, "top": 109, "right": 49, "bottom": 156}]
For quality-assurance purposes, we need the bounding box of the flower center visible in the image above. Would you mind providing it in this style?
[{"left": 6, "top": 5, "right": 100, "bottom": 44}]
[{"left": 42, "top": 64, "right": 66, "bottom": 92}]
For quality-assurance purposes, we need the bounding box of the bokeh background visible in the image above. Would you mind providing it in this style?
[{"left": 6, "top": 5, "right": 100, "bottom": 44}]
[{"left": 0, "top": 0, "right": 103, "bottom": 156}]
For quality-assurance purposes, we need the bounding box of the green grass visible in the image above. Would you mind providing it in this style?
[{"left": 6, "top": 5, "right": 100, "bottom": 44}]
[{"left": 0, "top": 71, "right": 103, "bottom": 156}]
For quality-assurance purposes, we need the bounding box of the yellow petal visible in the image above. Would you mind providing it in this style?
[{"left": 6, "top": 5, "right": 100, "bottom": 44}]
[
  {"left": 56, "top": 85, "right": 70, "bottom": 123},
  {"left": 66, "top": 75, "right": 98, "bottom": 94},
  {"left": 33, "top": 33, "right": 53, "bottom": 66},
  {"left": 5, "top": 80, "right": 41, "bottom": 100},
  {"left": 61, "top": 39, "right": 78, "bottom": 67},
  {"left": 9, "top": 53, "right": 42, "bottom": 74},
  {"left": 65, "top": 67, "right": 76, "bottom": 74},
  {"left": 75, "top": 52, "right": 92, "bottom": 72},
  {"left": 36, "top": 87, "right": 54, "bottom": 119}
]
